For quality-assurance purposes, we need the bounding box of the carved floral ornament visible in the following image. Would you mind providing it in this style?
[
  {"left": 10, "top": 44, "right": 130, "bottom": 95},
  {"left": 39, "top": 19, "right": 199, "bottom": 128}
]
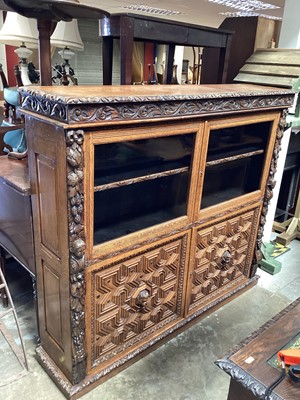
[
  {"left": 20, "top": 88, "right": 294, "bottom": 124},
  {"left": 66, "top": 129, "right": 87, "bottom": 383},
  {"left": 251, "top": 108, "right": 288, "bottom": 276}
]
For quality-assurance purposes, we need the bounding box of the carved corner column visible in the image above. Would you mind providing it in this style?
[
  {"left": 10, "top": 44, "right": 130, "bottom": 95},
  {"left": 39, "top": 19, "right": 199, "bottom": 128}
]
[
  {"left": 250, "top": 108, "right": 289, "bottom": 277},
  {"left": 66, "top": 129, "right": 86, "bottom": 383}
]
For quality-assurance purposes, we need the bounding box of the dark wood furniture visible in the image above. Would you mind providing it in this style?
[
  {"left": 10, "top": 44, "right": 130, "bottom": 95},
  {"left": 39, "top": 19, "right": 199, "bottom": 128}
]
[
  {"left": 0, "top": 156, "right": 35, "bottom": 306},
  {"left": 216, "top": 297, "right": 300, "bottom": 400},
  {"left": 274, "top": 130, "right": 300, "bottom": 227},
  {"left": 99, "top": 14, "right": 233, "bottom": 85},
  {"left": 0, "top": 156, "right": 34, "bottom": 276},
  {"left": 19, "top": 83, "right": 293, "bottom": 399}
]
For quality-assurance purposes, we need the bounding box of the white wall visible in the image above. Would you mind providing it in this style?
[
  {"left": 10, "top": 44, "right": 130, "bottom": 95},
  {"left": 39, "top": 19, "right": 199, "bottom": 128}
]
[
  {"left": 263, "top": 0, "right": 300, "bottom": 242},
  {"left": 278, "top": 0, "right": 300, "bottom": 48}
]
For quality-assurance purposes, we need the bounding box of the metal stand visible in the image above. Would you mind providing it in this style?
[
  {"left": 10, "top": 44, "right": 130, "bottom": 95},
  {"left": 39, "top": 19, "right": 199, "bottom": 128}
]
[{"left": 0, "top": 267, "right": 29, "bottom": 385}]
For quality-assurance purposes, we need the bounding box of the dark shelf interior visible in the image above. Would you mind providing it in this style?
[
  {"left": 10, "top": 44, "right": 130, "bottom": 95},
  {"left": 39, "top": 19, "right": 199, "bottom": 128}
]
[
  {"left": 206, "top": 121, "right": 271, "bottom": 163},
  {"left": 94, "top": 206, "right": 186, "bottom": 245},
  {"left": 94, "top": 134, "right": 195, "bottom": 187},
  {"left": 201, "top": 155, "right": 265, "bottom": 209},
  {"left": 93, "top": 172, "right": 190, "bottom": 246}
]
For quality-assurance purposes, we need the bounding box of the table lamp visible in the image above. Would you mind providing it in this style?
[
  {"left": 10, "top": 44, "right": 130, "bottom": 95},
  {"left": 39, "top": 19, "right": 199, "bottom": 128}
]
[
  {"left": 0, "top": 11, "right": 38, "bottom": 86},
  {"left": 50, "top": 19, "right": 83, "bottom": 84}
]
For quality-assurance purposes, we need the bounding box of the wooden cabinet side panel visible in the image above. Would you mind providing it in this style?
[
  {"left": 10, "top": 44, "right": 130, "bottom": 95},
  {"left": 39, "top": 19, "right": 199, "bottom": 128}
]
[
  {"left": 26, "top": 116, "right": 73, "bottom": 380},
  {"left": 42, "top": 261, "right": 63, "bottom": 346},
  {"left": 36, "top": 154, "right": 60, "bottom": 255}
]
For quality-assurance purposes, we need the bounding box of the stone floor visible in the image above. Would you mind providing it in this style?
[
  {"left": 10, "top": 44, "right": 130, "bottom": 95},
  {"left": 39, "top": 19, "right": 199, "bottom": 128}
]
[{"left": 0, "top": 236, "right": 299, "bottom": 400}]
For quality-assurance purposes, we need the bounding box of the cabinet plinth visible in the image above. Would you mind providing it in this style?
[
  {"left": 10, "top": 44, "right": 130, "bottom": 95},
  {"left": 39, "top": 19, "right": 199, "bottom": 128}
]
[{"left": 20, "top": 84, "right": 293, "bottom": 399}]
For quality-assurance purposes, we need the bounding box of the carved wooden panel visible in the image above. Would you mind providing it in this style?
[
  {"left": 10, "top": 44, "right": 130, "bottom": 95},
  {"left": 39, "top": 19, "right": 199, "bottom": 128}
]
[
  {"left": 42, "top": 261, "right": 63, "bottom": 347},
  {"left": 87, "top": 233, "right": 188, "bottom": 370},
  {"left": 187, "top": 209, "right": 259, "bottom": 313},
  {"left": 36, "top": 154, "right": 60, "bottom": 256}
]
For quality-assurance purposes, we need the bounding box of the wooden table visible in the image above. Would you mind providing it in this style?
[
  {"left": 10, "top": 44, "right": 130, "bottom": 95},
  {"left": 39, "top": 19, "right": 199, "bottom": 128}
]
[
  {"left": 216, "top": 298, "right": 300, "bottom": 400},
  {"left": 99, "top": 13, "right": 233, "bottom": 85}
]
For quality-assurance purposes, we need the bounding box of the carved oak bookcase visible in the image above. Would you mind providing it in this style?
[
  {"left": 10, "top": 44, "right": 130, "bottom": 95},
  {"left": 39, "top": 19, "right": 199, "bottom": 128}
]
[{"left": 19, "top": 84, "right": 293, "bottom": 398}]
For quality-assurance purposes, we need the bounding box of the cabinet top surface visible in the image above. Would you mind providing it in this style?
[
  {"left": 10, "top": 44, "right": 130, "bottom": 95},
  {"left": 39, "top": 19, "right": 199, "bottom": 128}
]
[
  {"left": 19, "top": 84, "right": 292, "bottom": 104},
  {"left": 19, "top": 84, "right": 293, "bottom": 126}
]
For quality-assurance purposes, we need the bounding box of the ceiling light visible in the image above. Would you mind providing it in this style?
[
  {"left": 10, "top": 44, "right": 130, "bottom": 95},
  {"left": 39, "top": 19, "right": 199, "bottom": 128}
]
[
  {"left": 220, "top": 11, "right": 282, "bottom": 20},
  {"left": 123, "top": 4, "right": 181, "bottom": 16},
  {"left": 208, "top": 0, "right": 280, "bottom": 12}
]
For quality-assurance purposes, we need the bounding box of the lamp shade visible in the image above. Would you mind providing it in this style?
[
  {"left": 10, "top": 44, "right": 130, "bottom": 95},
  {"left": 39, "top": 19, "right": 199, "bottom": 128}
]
[
  {"left": 50, "top": 19, "right": 84, "bottom": 51},
  {"left": 0, "top": 12, "right": 38, "bottom": 48}
]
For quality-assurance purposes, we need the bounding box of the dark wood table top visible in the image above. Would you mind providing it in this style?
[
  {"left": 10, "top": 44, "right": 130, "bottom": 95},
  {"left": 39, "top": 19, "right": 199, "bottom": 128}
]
[
  {"left": 216, "top": 298, "right": 300, "bottom": 400},
  {"left": 0, "top": 155, "right": 30, "bottom": 195}
]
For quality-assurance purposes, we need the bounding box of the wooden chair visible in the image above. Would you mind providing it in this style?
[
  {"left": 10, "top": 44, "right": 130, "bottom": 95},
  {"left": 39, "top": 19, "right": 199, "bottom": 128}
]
[{"left": 0, "top": 64, "right": 27, "bottom": 160}]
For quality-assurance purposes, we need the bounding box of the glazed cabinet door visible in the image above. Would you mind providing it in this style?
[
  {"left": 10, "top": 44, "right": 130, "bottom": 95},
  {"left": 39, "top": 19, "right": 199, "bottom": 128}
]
[
  {"left": 196, "top": 112, "right": 280, "bottom": 218},
  {"left": 84, "top": 121, "right": 204, "bottom": 258},
  {"left": 186, "top": 208, "right": 260, "bottom": 315},
  {"left": 86, "top": 231, "right": 190, "bottom": 374}
]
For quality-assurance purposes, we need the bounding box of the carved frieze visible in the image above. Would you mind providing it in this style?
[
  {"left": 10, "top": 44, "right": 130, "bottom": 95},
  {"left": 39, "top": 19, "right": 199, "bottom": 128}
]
[
  {"left": 66, "top": 129, "right": 86, "bottom": 384},
  {"left": 20, "top": 87, "right": 294, "bottom": 124},
  {"left": 22, "top": 94, "right": 67, "bottom": 121},
  {"left": 69, "top": 96, "right": 293, "bottom": 124}
]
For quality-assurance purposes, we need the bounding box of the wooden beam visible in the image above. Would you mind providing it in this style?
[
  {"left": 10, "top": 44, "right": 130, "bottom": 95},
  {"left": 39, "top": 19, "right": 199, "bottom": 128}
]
[{"left": 37, "top": 19, "right": 52, "bottom": 86}]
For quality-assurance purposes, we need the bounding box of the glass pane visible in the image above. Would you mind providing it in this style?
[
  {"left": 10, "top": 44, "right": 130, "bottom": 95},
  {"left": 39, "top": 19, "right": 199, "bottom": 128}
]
[
  {"left": 201, "top": 156, "right": 265, "bottom": 208},
  {"left": 94, "top": 134, "right": 194, "bottom": 186},
  {"left": 200, "top": 121, "right": 272, "bottom": 209},
  {"left": 93, "top": 133, "right": 195, "bottom": 245},
  {"left": 206, "top": 121, "right": 271, "bottom": 162},
  {"left": 94, "top": 172, "right": 190, "bottom": 245}
]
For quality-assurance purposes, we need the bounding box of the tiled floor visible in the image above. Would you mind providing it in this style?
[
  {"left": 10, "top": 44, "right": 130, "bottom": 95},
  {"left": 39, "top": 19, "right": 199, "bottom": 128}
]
[{"left": 1, "top": 236, "right": 299, "bottom": 400}]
